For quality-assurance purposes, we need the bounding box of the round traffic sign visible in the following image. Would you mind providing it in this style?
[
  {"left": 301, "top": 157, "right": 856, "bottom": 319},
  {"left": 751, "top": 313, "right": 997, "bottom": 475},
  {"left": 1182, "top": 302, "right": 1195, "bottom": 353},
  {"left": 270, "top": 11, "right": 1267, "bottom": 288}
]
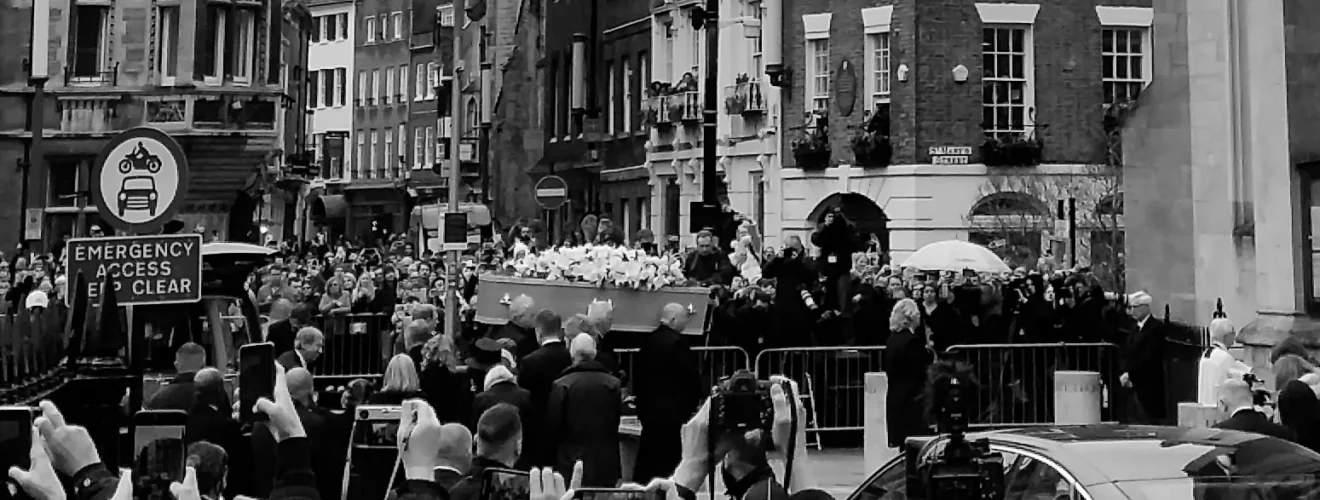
[
  {"left": 534, "top": 175, "right": 568, "bottom": 210},
  {"left": 91, "top": 127, "right": 190, "bottom": 235}
]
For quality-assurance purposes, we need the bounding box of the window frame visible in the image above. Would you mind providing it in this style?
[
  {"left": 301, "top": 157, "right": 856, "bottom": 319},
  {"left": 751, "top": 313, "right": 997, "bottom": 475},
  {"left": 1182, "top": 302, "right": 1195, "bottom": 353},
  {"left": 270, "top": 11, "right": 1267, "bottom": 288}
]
[
  {"left": 606, "top": 61, "right": 616, "bottom": 134},
  {"left": 398, "top": 64, "right": 408, "bottom": 100},
  {"left": 801, "top": 13, "right": 832, "bottom": 113},
  {"left": 157, "top": 5, "right": 181, "bottom": 85},
  {"left": 393, "top": 12, "right": 404, "bottom": 41},
  {"left": 425, "top": 126, "right": 436, "bottom": 166},
  {"left": 203, "top": 6, "right": 228, "bottom": 84},
  {"left": 70, "top": 3, "right": 113, "bottom": 84},
  {"left": 413, "top": 127, "right": 425, "bottom": 169},
  {"left": 1100, "top": 27, "right": 1152, "bottom": 106},
  {"left": 357, "top": 70, "right": 367, "bottom": 104},
  {"left": 366, "top": 15, "right": 376, "bottom": 43},
  {"left": 372, "top": 69, "right": 381, "bottom": 104},
  {"left": 748, "top": 1, "right": 764, "bottom": 79},
  {"left": 355, "top": 131, "right": 365, "bottom": 180},
  {"left": 415, "top": 63, "right": 425, "bottom": 102},
  {"left": 397, "top": 124, "right": 407, "bottom": 177},
  {"left": 369, "top": 129, "right": 379, "bottom": 178},
  {"left": 231, "top": 8, "right": 257, "bottom": 83},
  {"left": 335, "top": 68, "right": 347, "bottom": 106},
  {"left": 980, "top": 24, "right": 1035, "bottom": 139},
  {"left": 384, "top": 129, "right": 394, "bottom": 177},
  {"left": 384, "top": 67, "right": 394, "bottom": 105},
  {"left": 863, "top": 32, "right": 891, "bottom": 113},
  {"left": 623, "top": 56, "right": 634, "bottom": 132}
]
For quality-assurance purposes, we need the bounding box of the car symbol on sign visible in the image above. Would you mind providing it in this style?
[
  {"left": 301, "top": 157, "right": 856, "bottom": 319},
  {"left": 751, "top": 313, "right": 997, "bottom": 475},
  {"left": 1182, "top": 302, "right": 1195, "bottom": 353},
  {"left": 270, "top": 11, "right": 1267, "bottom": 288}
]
[{"left": 118, "top": 175, "right": 159, "bottom": 217}]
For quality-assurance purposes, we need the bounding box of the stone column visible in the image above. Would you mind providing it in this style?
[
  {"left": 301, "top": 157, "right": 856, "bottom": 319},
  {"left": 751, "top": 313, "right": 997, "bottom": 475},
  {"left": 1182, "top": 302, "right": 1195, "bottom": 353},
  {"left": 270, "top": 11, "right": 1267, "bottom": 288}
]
[
  {"left": 864, "top": 372, "right": 897, "bottom": 472},
  {"left": 1053, "top": 371, "right": 1101, "bottom": 425}
]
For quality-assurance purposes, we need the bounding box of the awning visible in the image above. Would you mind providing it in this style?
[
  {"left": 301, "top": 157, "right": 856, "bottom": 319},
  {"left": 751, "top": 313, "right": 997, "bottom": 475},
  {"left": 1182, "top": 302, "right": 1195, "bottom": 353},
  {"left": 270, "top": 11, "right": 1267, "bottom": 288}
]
[{"left": 309, "top": 195, "right": 348, "bottom": 224}]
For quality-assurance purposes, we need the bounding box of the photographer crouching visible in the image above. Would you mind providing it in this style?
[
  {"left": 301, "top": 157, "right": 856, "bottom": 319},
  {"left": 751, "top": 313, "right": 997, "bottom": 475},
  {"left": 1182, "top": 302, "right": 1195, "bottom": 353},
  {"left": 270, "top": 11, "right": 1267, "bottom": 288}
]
[{"left": 531, "top": 372, "right": 830, "bottom": 500}]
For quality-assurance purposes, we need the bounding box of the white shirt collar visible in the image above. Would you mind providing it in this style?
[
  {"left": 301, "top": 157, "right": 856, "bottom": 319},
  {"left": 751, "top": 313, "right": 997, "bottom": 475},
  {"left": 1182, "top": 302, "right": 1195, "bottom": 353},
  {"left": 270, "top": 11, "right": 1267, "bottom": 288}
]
[
  {"left": 1229, "top": 406, "right": 1257, "bottom": 418},
  {"left": 541, "top": 337, "right": 563, "bottom": 346},
  {"left": 296, "top": 349, "right": 308, "bottom": 367},
  {"left": 434, "top": 466, "right": 462, "bottom": 474},
  {"left": 1137, "top": 315, "right": 1150, "bottom": 330}
]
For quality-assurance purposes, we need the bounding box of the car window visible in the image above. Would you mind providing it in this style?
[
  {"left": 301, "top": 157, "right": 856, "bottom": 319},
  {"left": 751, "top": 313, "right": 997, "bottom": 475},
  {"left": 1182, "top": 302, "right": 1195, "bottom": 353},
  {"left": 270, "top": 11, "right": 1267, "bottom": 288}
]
[
  {"left": 1004, "top": 455, "right": 1081, "bottom": 500},
  {"left": 853, "top": 457, "right": 908, "bottom": 500}
]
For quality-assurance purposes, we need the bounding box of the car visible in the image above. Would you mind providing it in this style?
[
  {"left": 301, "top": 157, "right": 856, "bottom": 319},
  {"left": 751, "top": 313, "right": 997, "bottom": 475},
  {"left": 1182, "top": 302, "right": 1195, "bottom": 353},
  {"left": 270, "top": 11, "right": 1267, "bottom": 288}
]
[
  {"left": 849, "top": 425, "right": 1320, "bottom": 500},
  {"left": 118, "top": 175, "right": 158, "bottom": 216}
]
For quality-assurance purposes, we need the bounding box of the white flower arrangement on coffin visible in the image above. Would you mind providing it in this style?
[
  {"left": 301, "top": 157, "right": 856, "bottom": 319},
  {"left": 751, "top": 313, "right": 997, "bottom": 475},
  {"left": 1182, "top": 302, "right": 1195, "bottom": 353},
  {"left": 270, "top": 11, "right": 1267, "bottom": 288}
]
[{"left": 507, "top": 244, "right": 688, "bottom": 290}]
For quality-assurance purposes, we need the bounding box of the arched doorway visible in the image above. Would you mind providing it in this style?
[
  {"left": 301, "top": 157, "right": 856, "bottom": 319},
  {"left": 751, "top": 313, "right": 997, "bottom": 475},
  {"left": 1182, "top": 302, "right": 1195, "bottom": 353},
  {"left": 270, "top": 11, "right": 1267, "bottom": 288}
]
[
  {"left": 966, "top": 192, "right": 1049, "bottom": 270},
  {"left": 807, "top": 193, "right": 890, "bottom": 253}
]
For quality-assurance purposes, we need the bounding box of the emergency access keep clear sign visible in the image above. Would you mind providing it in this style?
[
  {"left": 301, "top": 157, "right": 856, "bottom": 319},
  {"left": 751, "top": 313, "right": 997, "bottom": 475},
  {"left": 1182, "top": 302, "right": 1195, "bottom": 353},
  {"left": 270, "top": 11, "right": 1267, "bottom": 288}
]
[{"left": 64, "top": 234, "right": 203, "bottom": 306}]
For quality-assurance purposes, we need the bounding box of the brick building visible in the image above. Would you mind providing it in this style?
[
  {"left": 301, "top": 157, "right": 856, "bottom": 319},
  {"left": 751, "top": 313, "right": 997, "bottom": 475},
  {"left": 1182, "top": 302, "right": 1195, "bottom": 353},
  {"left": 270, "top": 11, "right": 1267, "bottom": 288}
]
[
  {"left": 775, "top": 0, "right": 1149, "bottom": 272},
  {"left": 0, "top": 0, "right": 305, "bottom": 251},
  {"left": 346, "top": 0, "right": 413, "bottom": 241}
]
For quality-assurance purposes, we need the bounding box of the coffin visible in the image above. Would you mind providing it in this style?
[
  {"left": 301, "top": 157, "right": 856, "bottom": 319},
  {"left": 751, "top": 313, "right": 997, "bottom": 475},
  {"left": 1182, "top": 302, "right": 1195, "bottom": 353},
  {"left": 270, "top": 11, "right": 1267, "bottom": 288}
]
[{"left": 475, "top": 274, "right": 711, "bottom": 335}]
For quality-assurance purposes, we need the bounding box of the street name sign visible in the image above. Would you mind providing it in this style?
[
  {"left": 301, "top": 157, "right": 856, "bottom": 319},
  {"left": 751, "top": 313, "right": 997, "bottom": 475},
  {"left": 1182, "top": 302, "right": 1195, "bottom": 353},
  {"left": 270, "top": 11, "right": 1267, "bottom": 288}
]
[
  {"left": 65, "top": 234, "right": 203, "bottom": 306},
  {"left": 91, "top": 127, "right": 191, "bottom": 235}
]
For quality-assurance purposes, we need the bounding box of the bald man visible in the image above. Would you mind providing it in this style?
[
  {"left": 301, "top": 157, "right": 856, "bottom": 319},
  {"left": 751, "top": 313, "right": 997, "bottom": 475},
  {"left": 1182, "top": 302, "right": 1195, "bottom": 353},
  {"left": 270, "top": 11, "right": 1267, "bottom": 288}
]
[
  {"left": 146, "top": 342, "right": 207, "bottom": 411},
  {"left": 547, "top": 334, "right": 622, "bottom": 487},
  {"left": 1198, "top": 318, "right": 1250, "bottom": 405},
  {"left": 1214, "top": 379, "right": 1295, "bottom": 441},
  {"left": 1120, "top": 291, "right": 1169, "bottom": 424},
  {"left": 633, "top": 303, "right": 703, "bottom": 482},
  {"left": 433, "top": 423, "right": 474, "bottom": 489}
]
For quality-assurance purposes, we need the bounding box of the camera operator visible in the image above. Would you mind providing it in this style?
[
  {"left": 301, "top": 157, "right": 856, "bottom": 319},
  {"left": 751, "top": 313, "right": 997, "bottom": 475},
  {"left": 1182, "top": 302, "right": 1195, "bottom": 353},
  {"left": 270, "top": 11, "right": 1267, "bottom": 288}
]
[
  {"left": 810, "top": 209, "right": 862, "bottom": 317},
  {"left": 762, "top": 237, "right": 816, "bottom": 348}
]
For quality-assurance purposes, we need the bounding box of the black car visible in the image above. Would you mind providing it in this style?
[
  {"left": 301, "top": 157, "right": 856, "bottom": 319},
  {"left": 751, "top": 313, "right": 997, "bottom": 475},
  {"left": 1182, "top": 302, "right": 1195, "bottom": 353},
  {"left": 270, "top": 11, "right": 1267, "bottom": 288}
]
[{"left": 851, "top": 425, "right": 1320, "bottom": 500}]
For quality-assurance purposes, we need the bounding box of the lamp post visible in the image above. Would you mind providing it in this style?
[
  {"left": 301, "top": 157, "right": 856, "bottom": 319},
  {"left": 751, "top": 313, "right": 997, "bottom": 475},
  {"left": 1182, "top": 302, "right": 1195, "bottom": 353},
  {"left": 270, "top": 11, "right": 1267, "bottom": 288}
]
[
  {"left": 480, "top": 28, "right": 492, "bottom": 205},
  {"left": 23, "top": 0, "right": 51, "bottom": 246}
]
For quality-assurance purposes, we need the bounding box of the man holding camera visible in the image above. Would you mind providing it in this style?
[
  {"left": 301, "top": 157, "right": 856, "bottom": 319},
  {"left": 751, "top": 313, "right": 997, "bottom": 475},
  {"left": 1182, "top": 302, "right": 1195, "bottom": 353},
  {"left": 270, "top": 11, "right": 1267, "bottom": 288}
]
[{"left": 763, "top": 237, "right": 816, "bottom": 348}]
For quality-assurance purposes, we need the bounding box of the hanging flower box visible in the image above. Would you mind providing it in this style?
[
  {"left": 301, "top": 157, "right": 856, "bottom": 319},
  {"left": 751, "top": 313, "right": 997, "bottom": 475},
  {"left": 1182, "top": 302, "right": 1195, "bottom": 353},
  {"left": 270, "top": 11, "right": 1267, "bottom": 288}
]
[
  {"left": 981, "top": 132, "right": 1044, "bottom": 167},
  {"left": 850, "top": 131, "right": 892, "bottom": 167}
]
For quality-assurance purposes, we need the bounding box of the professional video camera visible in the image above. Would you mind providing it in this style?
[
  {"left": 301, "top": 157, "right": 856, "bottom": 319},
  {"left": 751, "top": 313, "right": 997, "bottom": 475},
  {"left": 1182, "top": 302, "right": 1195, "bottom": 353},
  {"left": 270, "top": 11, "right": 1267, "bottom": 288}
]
[
  {"left": 707, "top": 370, "right": 800, "bottom": 490},
  {"left": 917, "top": 361, "right": 1005, "bottom": 500}
]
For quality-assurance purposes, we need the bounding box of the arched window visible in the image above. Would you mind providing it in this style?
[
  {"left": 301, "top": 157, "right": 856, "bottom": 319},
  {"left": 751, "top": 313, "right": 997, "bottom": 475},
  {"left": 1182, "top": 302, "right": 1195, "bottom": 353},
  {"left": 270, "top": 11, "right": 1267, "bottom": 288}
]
[
  {"left": 968, "top": 192, "right": 1048, "bottom": 270},
  {"left": 465, "top": 96, "right": 480, "bottom": 137},
  {"left": 969, "top": 192, "right": 1050, "bottom": 218}
]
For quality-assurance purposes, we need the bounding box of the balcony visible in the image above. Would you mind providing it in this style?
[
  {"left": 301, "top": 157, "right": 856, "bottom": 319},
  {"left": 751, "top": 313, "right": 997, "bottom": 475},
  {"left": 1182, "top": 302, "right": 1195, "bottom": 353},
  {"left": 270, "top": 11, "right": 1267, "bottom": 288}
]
[
  {"left": 646, "top": 96, "right": 675, "bottom": 128},
  {"left": 668, "top": 91, "right": 701, "bottom": 123},
  {"left": 53, "top": 95, "right": 130, "bottom": 135},
  {"left": 724, "top": 80, "right": 767, "bottom": 116},
  {"left": 182, "top": 95, "right": 278, "bottom": 130},
  {"left": 64, "top": 63, "right": 119, "bottom": 87}
]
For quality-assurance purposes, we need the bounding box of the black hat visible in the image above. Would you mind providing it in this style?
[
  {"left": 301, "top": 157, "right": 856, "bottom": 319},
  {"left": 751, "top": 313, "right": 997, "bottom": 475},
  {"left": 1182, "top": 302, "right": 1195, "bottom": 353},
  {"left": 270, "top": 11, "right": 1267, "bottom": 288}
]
[{"left": 466, "top": 338, "right": 503, "bottom": 368}]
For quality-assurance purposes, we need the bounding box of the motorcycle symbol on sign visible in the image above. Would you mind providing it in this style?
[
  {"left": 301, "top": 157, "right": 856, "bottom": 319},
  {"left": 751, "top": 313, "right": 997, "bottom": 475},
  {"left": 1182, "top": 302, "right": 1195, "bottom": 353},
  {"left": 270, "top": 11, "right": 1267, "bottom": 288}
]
[{"left": 117, "top": 142, "right": 163, "bottom": 174}]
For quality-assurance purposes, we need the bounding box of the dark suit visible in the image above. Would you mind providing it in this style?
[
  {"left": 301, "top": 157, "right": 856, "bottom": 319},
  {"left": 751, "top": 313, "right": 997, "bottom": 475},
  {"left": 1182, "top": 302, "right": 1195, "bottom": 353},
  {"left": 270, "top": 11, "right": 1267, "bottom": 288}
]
[
  {"left": 277, "top": 349, "right": 306, "bottom": 371},
  {"left": 548, "top": 361, "right": 622, "bottom": 487},
  {"left": 633, "top": 325, "right": 703, "bottom": 482},
  {"left": 518, "top": 340, "right": 572, "bottom": 468},
  {"left": 251, "top": 400, "right": 349, "bottom": 500},
  {"left": 433, "top": 467, "right": 464, "bottom": 490},
  {"left": 145, "top": 372, "right": 197, "bottom": 411},
  {"left": 267, "top": 319, "right": 297, "bottom": 356},
  {"left": 1215, "top": 408, "right": 1298, "bottom": 442},
  {"left": 450, "top": 456, "right": 516, "bottom": 500},
  {"left": 1120, "top": 316, "right": 1168, "bottom": 423},
  {"left": 472, "top": 380, "right": 534, "bottom": 431},
  {"left": 489, "top": 323, "right": 538, "bottom": 360}
]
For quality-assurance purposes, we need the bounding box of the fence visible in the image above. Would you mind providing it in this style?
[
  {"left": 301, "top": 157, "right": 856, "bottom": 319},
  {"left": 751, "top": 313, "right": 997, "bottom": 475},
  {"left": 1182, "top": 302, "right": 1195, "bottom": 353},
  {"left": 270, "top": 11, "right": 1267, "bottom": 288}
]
[
  {"left": 941, "top": 343, "right": 1121, "bottom": 427},
  {"left": 614, "top": 346, "right": 752, "bottom": 393},
  {"left": 309, "top": 313, "right": 393, "bottom": 378},
  {"left": 0, "top": 308, "right": 68, "bottom": 400}
]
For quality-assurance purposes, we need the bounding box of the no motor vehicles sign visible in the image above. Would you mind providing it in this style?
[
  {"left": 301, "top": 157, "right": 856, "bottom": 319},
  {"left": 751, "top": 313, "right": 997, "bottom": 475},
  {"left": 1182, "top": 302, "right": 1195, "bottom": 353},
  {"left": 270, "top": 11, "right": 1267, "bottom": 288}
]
[{"left": 65, "top": 234, "right": 203, "bottom": 306}]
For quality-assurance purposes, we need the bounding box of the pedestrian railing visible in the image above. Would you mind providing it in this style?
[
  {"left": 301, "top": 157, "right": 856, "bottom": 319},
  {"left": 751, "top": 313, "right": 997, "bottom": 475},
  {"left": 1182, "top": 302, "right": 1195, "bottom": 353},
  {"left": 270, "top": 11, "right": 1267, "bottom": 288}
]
[
  {"left": 614, "top": 346, "right": 752, "bottom": 393},
  {"left": 941, "top": 343, "right": 1122, "bottom": 427},
  {"left": 0, "top": 308, "right": 68, "bottom": 403},
  {"left": 309, "top": 313, "right": 393, "bottom": 378},
  {"left": 753, "top": 346, "right": 886, "bottom": 433}
]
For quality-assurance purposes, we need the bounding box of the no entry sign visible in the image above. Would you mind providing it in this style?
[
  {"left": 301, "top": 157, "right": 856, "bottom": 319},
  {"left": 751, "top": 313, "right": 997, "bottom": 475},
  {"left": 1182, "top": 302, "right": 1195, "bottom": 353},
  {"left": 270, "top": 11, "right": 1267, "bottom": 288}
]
[
  {"left": 534, "top": 175, "right": 568, "bottom": 210},
  {"left": 65, "top": 234, "right": 203, "bottom": 306}
]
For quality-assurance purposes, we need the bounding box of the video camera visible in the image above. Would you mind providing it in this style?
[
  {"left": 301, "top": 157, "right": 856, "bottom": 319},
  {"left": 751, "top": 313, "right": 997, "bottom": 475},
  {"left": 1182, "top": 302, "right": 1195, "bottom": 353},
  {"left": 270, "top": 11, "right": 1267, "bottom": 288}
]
[{"left": 915, "top": 361, "right": 1005, "bottom": 500}]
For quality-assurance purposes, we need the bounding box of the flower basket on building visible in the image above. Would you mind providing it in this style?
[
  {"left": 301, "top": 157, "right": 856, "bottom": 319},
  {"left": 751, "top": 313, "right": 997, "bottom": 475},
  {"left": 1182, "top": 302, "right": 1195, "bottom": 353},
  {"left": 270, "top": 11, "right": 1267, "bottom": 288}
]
[
  {"left": 725, "top": 94, "right": 747, "bottom": 115},
  {"left": 980, "top": 132, "right": 1044, "bottom": 167},
  {"left": 667, "top": 102, "right": 685, "bottom": 123},
  {"left": 850, "top": 130, "right": 892, "bottom": 167},
  {"left": 792, "top": 127, "right": 830, "bottom": 170}
]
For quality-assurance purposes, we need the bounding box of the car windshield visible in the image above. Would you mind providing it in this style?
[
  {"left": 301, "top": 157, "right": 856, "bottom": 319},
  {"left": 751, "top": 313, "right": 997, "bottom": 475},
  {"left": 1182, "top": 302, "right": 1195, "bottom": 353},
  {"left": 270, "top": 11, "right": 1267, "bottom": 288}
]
[
  {"left": 124, "top": 178, "right": 154, "bottom": 190},
  {"left": 1086, "top": 436, "right": 1320, "bottom": 499},
  {"left": 1117, "top": 476, "right": 1320, "bottom": 499}
]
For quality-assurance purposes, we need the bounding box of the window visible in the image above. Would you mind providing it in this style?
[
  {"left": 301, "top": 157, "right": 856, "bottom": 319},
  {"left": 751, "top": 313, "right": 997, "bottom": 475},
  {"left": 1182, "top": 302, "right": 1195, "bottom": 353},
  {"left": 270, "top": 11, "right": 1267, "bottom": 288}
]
[
  {"left": 397, "top": 124, "right": 407, "bottom": 176},
  {"left": 372, "top": 69, "right": 381, "bottom": 103},
  {"left": 336, "top": 68, "right": 347, "bottom": 105},
  {"left": 384, "top": 68, "right": 394, "bottom": 104},
  {"left": 319, "top": 69, "right": 331, "bottom": 107},
  {"left": 606, "top": 62, "right": 616, "bottom": 134},
  {"left": 201, "top": 6, "right": 227, "bottom": 81},
  {"left": 807, "top": 39, "right": 830, "bottom": 110},
  {"left": 662, "top": 23, "right": 674, "bottom": 82},
  {"left": 357, "top": 70, "right": 367, "bottom": 104},
  {"left": 370, "top": 130, "right": 379, "bottom": 177},
  {"left": 1102, "top": 28, "right": 1149, "bottom": 105},
  {"left": 622, "top": 57, "right": 634, "bottom": 131},
  {"left": 425, "top": 126, "right": 436, "bottom": 166},
  {"left": 231, "top": 9, "right": 257, "bottom": 82},
  {"left": 427, "top": 63, "right": 438, "bottom": 99},
  {"left": 399, "top": 65, "right": 409, "bottom": 99},
  {"left": 366, "top": 16, "right": 376, "bottom": 43},
  {"left": 71, "top": 4, "right": 111, "bottom": 81},
  {"left": 752, "top": 172, "right": 765, "bottom": 231},
  {"left": 435, "top": 119, "right": 445, "bottom": 159},
  {"left": 749, "top": 2, "right": 763, "bottom": 78},
  {"left": 982, "top": 26, "right": 1033, "bottom": 139},
  {"left": 413, "top": 127, "right": 425, "bottom": 169},
  {"left": 338, "top": 13, "right": 348, "bottom": 39},
  {"left": 865, "top": 33, "right": 891, "bottom": 111},
  {"left": 323, "top": 14, "right": 336, "bottom": 41},
  {"left": 384, "top": 130, "right": 394, "bottom": 177},
  {"left": 466, "top": 97, "right": 479, "bottom": 137},
  {"left": 158, "top": 6, "right": 180, "bottom": 84},
  {"left": 312, "top": 16, "right": 322, "bottom": 43},
  {"left": 415, "top": 63, "right": 425, "bottom": 101},
  {"left": 308, "top": 71, "right": 320, "bottom": 108},
  {"left": 356, "top": 131, "right": 365, "bottom": 179},
  {"left": 439, "top": 5, "right": 454, "bottom": 26},
  {"left": 378, "top": 14, "right": 386, "bottom": 40},
  {"left": 393, "top": 12, "right": 404, "bottom": 41}
]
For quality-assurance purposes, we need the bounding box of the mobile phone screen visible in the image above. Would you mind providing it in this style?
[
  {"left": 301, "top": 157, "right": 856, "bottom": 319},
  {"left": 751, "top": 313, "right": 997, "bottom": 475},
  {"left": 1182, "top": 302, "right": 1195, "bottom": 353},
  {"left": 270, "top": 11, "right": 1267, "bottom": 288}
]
[
  {"left": 573, "top": 489, "right": 664, "bottom": 500},
  {"left": 0, "top": 408, "right": 34, "bottom": 484},
  {"left": 239, "top": 342, "right": 276, "bottom": 423},
  {"left": 479, "top": 468, "right": 529, "bottom": 500},
  {"left": 132, "top": 411, "right": 187, "bottom": 499}
]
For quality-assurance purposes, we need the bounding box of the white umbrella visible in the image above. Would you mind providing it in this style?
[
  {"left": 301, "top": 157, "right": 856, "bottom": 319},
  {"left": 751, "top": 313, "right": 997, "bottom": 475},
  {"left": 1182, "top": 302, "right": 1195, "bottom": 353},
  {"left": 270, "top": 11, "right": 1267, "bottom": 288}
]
[{"left": 901, "top": 240, "right": 1011, "bottom": 274}]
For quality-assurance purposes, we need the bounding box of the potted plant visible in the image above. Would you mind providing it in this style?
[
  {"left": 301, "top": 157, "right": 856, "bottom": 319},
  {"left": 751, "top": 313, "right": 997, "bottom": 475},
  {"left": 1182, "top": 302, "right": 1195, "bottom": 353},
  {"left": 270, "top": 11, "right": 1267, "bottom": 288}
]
[
  {"left": 850, "top": 130, "right": 892, "bottom": 167},
  {"left": 980, "top": 131, "right": 1044, "bottom": 167},
  {"left": 792, "top": 112, "right": 831, "bottom": 170},
  {"left": 725, "top": 93, "right": 747, "bottom": 115}
]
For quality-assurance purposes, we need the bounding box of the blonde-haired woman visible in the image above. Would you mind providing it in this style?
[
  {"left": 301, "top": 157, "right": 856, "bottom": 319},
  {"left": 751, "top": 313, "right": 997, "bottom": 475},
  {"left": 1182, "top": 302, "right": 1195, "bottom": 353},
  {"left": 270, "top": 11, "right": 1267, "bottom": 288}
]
[
  {"left": 882, "top": 298, "right": 934, "bottom": 448},
  {"left": 420, "top": 334, "right": 469, "bottom": 423},
  {"left": 370, "top": 354, "right": 424, "bottom": 404}
]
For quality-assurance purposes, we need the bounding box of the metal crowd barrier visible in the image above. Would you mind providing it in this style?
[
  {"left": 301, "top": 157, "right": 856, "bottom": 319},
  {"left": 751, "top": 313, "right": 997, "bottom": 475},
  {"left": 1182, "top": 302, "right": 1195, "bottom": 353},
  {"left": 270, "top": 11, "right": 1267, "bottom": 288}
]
[
  {"left": 940, "top": 343, "right": 1122, "bottom": 428},
  {"left": 753, "top": 346, "right": 886, "bottom": 432},
  {"left": 615, "top": 346, "right": 751, "bottom": 393},
  {"left": 0, "top": 308, "right": 67, "bottom": 394},
  {"left": 309, "top": 313, "right": 393, "bottom": 378}
]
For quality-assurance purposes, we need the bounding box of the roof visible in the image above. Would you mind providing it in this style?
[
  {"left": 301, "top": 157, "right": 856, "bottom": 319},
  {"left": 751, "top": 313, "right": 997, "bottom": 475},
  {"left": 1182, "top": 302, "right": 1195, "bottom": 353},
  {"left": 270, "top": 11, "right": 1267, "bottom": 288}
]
[{"left": 972, "top": 425, "right": 1320, "bottom": 487}]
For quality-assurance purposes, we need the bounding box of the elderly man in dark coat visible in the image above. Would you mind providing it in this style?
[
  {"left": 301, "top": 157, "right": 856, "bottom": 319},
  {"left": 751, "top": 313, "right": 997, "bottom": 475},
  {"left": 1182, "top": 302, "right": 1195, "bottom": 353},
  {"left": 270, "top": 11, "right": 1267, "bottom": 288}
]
[
  {"left": 1120, "top": 291, "right": 1168, "bottom": 424},
  {"left": 471, "top": 365, "right": 534, "bottom": 432},
  {"left": 489, "top": 295, "right": 539, "bottom": 359},
  {"left": 548, "top": 333, "right": 623, "bottom": 487},
  {"left": 633, "top": 303, "right": 703, "bottom": 482}
]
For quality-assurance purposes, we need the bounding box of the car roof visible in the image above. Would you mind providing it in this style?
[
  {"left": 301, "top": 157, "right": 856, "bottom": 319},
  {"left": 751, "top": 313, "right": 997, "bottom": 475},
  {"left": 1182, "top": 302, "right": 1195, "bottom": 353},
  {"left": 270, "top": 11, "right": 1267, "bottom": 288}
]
[{"left": 977, "top": 425, "right": 1320, "bottom": 486}]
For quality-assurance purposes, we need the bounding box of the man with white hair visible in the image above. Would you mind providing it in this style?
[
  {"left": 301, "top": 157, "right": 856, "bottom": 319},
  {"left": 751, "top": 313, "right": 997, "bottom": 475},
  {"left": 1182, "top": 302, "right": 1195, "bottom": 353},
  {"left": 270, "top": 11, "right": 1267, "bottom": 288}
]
[
  {"left": 470, "top": 364, "right": 533, "bottom": 461},
  {"left": 547, "top": 333, "right": 622, "bottom": 487},
  {"left": 489, "top": 294, "right": 537, "bottom": 359},
  {"left": 634, "top": 303, "right": 703, "bottom": 481},
  {"left": 1213, "top": 378, "right": 1295, "bottom": 441},
  {"left": 1120, "top": 291, "right": 1169, "bottom": 424},
  {"left": 1198, "top": 317, "right": 1251, "bottom": 405}
]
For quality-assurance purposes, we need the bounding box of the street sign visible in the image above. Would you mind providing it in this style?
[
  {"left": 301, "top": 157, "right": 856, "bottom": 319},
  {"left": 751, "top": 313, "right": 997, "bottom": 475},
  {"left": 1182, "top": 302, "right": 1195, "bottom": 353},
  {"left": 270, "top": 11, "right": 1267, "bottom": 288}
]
[
  {"left": 91, "top": 127, "right": 190, "bottom": 235},
  {"left": 64, "top": 234, "right": 203, "bottom": 306},
  {"left": 534, "top": 175, "right": 568, "bottom": 210}
]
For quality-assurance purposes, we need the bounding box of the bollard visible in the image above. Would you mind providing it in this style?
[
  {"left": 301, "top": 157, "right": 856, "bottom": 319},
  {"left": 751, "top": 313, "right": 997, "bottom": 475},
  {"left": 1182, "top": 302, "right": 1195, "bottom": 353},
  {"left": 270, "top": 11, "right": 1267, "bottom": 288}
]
[
  {"left": 864, "top": 372, "right": 897, "bottom": 472},
  {"left": 1054, "top": 371, "right": 1102, "bottom": 425},
  {"left": 1177, "top": 402, "right": 1221, "bottom": 428}
]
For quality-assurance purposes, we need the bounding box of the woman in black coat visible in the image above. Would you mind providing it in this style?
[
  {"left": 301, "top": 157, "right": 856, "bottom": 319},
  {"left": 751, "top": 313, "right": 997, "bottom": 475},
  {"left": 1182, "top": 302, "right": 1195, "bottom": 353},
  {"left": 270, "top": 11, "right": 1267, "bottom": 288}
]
[{"left": 883, "top": 298, "right": 934, "bottom": 448}]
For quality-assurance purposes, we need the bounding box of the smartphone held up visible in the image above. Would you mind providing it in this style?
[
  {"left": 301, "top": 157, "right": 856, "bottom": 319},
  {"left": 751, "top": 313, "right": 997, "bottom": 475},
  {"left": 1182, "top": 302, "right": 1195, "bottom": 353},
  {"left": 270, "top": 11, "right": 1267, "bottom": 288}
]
[
  {"left": 479, "top": 468, "right": 529, "bottom": 500},
  {"left": 0, "top": 406, "right": 36, "bottom": 500},
  {"left": 239, "top": 342, "right": 276, "bottom": 423},
  {"left": 131, "top": 410, "right": 188, "bottom": 500}
]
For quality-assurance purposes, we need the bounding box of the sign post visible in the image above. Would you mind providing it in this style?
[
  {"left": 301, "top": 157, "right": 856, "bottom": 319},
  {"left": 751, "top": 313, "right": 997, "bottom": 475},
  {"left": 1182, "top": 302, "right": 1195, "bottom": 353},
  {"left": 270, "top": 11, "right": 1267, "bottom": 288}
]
[
  {"left": 82, "top": 126, "right": 192, "bottom": 416},
  {"left": 534, "top": 175, "right": 568, "bottom": 210}
]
